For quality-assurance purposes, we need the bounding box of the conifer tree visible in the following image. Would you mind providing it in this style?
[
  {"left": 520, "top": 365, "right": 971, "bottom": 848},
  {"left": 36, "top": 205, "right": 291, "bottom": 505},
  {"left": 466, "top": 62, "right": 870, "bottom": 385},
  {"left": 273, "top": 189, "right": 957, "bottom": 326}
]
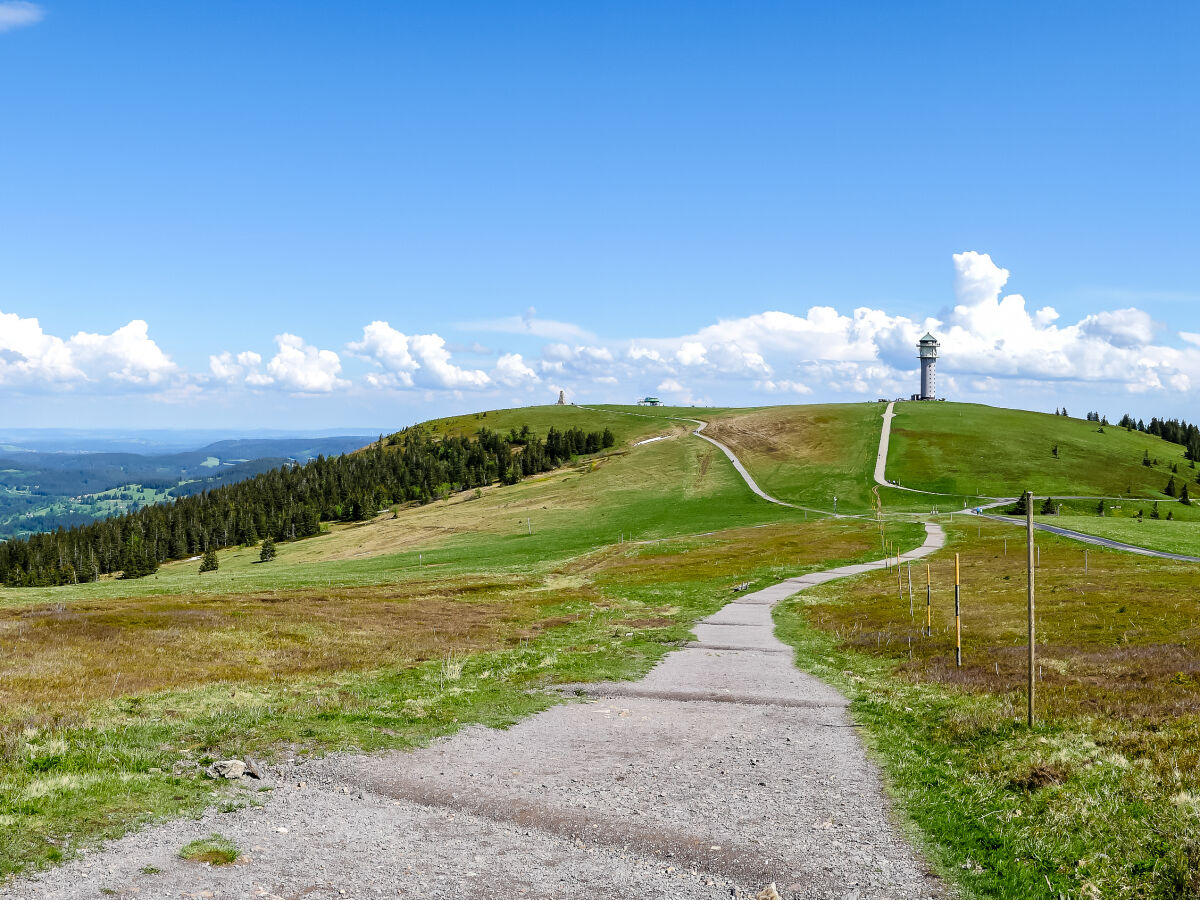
[
  {"left": 259, "top": 536, "right": 276, "bottom": 562},
  {"left": 0, "top": 421, "right": 615, "bottom": 587},
  {"left": 1040, "top": 497, "right": 1057, "bottom": 515},
  {"left": 199, "top": 548, "right": 219, "bottom": 573}
]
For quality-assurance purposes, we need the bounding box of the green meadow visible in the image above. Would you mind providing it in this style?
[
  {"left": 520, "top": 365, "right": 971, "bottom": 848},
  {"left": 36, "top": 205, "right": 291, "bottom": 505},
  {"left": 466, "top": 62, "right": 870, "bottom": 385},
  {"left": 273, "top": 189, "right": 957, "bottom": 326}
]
[
  {"left": 3, "top": 398, "right": 1198, "bottom": 898},
  {"left": 0, "top": 408, "right": 921, "bottom": 876}
]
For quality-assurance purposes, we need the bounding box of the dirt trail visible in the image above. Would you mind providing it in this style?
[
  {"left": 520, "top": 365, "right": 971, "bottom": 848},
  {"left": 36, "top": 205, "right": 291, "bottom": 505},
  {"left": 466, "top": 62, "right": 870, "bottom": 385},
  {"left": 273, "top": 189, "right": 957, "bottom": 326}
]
[{"left": 5, "top": 524, "right": 947, "bottom": 900}]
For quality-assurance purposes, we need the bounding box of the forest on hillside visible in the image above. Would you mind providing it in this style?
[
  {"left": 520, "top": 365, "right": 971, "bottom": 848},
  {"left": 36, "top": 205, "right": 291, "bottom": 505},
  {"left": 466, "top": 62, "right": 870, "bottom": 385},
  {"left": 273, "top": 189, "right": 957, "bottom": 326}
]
[{"left": 0, "top": 424, "right": 614, "bottom": 587}]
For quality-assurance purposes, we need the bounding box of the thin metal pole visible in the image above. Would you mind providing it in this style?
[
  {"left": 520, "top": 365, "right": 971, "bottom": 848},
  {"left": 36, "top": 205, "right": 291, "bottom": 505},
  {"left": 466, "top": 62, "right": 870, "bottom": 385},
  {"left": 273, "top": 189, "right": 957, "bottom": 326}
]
[
  {"left": 1084, "top": 549, "right": 1088, "bottom": 573},
  {"left": 954, "top": 553, "right": 962, "bottom": 667},
  {"left": 907, "top": 562, "right": 914, "bottom": 618},
  {"left": 1027, "top": 490, "right": 1036, "bottom": 728},
  {"left": 925, "top": 563, "right": 932, "bottom": 637}
]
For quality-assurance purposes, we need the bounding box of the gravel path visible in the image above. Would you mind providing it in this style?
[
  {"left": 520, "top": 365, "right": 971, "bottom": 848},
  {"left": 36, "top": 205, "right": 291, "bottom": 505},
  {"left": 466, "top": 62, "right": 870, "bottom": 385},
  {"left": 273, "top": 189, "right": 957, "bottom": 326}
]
[{"left": 3, "top": 525, "right": 948, "bottom": 900}]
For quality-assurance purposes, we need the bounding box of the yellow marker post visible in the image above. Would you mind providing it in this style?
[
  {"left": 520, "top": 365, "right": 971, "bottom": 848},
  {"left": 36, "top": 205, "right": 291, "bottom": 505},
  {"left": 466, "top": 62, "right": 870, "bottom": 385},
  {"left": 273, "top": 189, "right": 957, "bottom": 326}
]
[{"left": 954, "top": 553, "right": 962, "bottom": 667}]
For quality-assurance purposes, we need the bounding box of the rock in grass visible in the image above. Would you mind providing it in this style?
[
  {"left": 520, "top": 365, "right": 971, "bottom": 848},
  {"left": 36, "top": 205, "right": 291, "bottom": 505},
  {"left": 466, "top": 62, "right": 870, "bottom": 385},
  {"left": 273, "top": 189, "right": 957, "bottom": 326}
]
[
  {"left": 242, "top": 757, "right": 263, "bottom": 779},
  {"left": 209, "top": 760, "right": 246, "bottom": 780}
]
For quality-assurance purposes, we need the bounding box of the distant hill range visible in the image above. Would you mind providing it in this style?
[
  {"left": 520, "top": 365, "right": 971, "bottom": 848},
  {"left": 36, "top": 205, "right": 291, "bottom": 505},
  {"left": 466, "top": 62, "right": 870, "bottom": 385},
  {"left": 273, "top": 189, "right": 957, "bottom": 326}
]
[{"left": 0, "top": 434, "right": 374, "bottom": 539}]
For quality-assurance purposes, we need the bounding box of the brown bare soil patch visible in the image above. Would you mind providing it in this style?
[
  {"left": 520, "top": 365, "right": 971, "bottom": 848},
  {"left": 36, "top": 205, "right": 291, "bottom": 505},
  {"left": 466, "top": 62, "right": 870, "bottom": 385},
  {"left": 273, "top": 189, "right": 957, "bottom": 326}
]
[{"left": 1008, "top": 763, "right": 1068, "bottom": 792}]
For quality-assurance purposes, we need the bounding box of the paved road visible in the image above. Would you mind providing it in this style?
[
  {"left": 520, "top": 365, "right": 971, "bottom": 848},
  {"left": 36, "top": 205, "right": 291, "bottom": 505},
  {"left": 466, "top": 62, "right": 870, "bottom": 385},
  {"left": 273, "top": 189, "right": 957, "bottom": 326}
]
[
  {"left": 873, "top": 403, "right": 957, "bottom": 498},
  {"left": 874, "top": 402, "right": 1199, "bottom": 563},
  {"left": 976, "top": 512, "right": 1200, "bottom": 563},
  {"left": 6, "top": 525, "right": 948, "bottom": 900}
]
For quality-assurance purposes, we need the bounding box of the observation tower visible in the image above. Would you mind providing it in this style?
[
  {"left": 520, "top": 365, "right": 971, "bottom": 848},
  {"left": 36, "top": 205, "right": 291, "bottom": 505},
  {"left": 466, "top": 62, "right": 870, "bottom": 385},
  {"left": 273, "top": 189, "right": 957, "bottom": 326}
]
[{"left": 917, "top": 333, "right": 939, "bottom": 400}]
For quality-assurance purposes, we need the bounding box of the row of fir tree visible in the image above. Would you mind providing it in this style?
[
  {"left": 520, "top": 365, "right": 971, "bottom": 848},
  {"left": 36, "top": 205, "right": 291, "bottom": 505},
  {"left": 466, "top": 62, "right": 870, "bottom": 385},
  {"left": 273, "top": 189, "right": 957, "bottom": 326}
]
[{"left": 0, "top": 424, "right": 615, "bottom": 587}]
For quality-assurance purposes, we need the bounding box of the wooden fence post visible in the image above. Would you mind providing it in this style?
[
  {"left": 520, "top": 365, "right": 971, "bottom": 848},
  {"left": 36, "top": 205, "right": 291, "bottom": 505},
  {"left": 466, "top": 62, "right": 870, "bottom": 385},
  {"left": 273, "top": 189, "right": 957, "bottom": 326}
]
[{"left": 1026, "top": 490, "right": 1036, "bottom": 728}]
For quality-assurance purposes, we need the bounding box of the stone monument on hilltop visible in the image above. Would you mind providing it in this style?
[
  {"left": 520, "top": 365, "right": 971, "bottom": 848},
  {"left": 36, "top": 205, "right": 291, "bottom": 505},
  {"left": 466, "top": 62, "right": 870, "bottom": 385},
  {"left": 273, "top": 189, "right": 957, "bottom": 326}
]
[{"left": 556, "top": 390, "right": 566, "bottom": 405}]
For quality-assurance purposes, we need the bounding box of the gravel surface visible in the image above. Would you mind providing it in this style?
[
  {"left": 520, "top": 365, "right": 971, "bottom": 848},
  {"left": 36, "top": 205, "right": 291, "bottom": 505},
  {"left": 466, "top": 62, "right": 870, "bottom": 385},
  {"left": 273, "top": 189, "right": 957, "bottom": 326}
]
[{"left": 3, "top": 525, "right": 947, "bottom": 900}]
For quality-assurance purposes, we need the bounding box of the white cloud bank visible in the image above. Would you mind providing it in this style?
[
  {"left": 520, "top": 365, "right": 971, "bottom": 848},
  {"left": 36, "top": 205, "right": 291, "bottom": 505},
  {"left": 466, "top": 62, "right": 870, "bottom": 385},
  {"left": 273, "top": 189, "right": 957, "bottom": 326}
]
[
  {"left": 11, "top": 252, "right": 1200, "bottom": 414},
  {"left": 0, "top": 1, "right": 42, "bottom": 32},
  {"left": 347, "top": 321, "right": 538, "bottom": 391},
  {"left": 530, "top": 251, "right": 1199, "bottom": 405},
  {"left": 210, "top": 334, "right": 346, "bottom": 393},
  {"left": 0, "top": 312, "right": 176, "bottom": 387}
]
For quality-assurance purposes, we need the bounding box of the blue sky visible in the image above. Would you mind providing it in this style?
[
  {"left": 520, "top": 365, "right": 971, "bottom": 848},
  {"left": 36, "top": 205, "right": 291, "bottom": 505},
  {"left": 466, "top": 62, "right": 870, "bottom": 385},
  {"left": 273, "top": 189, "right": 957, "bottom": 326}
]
[{"left": 2, "top": 1, "right": 1199, "bottom": 429}]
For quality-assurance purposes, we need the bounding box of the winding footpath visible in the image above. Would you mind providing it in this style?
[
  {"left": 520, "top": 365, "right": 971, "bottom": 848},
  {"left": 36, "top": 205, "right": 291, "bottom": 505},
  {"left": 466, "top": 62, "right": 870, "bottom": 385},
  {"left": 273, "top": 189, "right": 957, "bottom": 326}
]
[
  {"left": 3, "top": 430, "right": 948, "bottom": 900},
  {"left": 874, "top": 402, "right": 1200, "bottom": 563},
  {"left": 580, "top": 405, "right": 836, "bottom": 517}
]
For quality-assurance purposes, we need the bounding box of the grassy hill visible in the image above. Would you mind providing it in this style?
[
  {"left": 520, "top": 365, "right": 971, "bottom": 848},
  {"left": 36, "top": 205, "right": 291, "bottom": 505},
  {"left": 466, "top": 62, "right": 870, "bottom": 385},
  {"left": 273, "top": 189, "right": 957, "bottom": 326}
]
[
  {"left": 887, "top": 402, "right": 1189, "bottom": 500},
  {"left": 0, "top": 402, "right": 925, "bottom": 876},
  {"left": 8, "top": 396, "right": 1200, "bottom": 891},
  {"left": 697, "top": 403, "right": 884, "bottom": 512}
]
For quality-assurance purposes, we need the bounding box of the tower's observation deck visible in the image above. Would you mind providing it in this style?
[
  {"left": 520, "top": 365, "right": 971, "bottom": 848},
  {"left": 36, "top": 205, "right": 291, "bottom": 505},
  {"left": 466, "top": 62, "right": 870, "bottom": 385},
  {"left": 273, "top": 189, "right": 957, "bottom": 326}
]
[{"left": 917, "top": 333, "right": 939, "bottom": 400}]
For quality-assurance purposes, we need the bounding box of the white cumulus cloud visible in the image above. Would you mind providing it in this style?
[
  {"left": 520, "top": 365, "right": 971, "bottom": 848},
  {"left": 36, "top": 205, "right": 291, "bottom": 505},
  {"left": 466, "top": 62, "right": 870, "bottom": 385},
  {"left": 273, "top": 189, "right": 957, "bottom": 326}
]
[
  {"left": 266, "top": 334, "right": 346, "bottom": 393},
  {"left": 0, "top": 312, "right": 176, "bottom": 388},
  {"left": 348, "top": 321, "right": 491, "bottom": 391},
  {"left": 493, "top": 352, "right": 539, "bottom": 387},
  {"left": 209, "top": 350, "right": 272, "bottom": 386}
]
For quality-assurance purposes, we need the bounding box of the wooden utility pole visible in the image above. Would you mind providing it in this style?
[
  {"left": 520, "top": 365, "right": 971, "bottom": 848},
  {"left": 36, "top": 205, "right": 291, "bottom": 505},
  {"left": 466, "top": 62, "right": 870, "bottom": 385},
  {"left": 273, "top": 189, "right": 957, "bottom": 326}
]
[
  {"left": 954, "top": 553, "right": 962, "bottom": 667},
  {"left": 1026, "top": 490, "right": 1036, "bottom": 728}
]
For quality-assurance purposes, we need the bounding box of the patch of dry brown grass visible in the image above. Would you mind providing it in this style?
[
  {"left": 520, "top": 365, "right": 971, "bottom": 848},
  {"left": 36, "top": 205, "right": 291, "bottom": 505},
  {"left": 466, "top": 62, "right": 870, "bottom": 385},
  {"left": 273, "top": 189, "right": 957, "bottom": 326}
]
[{"left": 0, "top": 575, "right": 573, "bottom": 714}]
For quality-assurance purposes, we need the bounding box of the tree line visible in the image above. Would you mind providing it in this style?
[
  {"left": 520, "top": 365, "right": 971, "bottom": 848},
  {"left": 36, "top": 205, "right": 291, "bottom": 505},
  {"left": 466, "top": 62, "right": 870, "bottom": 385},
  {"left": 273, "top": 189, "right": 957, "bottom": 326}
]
[
  {"left": 0, "top": 424, "right": 615, "bottom": 587},
  {"left": 1116, "top": 413, "right": 1200, "bottom": 461}
]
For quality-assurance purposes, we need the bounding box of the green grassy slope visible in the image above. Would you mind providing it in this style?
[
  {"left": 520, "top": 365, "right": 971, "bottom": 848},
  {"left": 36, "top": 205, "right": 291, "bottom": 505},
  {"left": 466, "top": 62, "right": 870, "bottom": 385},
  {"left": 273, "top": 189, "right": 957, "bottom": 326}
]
[
  {"left": 1047, "top": 515, "right": 1200, "bottom": 556},
  {"left": 0, "top": 399, "right": 927, "bottom": 877},
  {"left": 698, "top": 403, "right": 884, "bottom": 512},
  {"left": 887, "top": 402, "right": 1189, "bottom": 499},
  {"left": 0, "top": 417, "right": 793, "bottom": 606},
  {"left": 422, "top": 404, "right": 684, "bottom": 446}
]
